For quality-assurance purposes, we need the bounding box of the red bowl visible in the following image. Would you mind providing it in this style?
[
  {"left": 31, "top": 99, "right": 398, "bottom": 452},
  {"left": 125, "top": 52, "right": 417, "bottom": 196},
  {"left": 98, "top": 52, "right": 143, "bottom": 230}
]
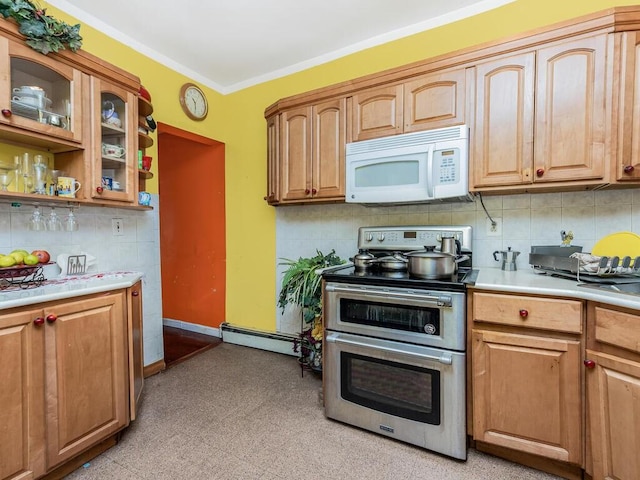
[{"left": 138, "top": 85, "right": 151, "bottom": 102}]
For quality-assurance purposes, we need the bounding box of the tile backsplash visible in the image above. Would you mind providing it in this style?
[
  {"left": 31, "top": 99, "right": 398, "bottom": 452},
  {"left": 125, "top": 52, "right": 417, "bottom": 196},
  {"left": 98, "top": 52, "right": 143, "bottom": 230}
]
[
  {"left": 0, "top": 195, "right": 163, "bottom": 366},
  {"left": 275, "top": 188, "right": 640, "bottom": 334}
]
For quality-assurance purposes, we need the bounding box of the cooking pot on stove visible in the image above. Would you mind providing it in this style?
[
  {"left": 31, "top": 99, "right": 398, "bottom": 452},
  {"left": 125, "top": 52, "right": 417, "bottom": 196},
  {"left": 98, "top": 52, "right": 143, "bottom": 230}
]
[
  {"left": 373, "top": 254, "right": 408, "bottom": 271},
  {"left": 351, "top": 249, "right": 375, "bottom": 270},
  {"left": 404, "top": 246, "right": 469, "bottom": 279}
]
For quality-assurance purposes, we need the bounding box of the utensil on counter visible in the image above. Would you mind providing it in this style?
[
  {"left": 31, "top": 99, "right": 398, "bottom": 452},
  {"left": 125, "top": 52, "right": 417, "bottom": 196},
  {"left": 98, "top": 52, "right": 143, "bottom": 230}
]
[{"left": 493, "top": 247, "right": 521, "bottom": 271}]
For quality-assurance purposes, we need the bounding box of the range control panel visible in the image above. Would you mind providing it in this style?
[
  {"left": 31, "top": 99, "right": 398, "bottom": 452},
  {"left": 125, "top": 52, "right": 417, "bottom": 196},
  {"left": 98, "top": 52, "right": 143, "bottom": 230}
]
[{"left": 358, "top": 225, "right": 473, "bottom": 252}]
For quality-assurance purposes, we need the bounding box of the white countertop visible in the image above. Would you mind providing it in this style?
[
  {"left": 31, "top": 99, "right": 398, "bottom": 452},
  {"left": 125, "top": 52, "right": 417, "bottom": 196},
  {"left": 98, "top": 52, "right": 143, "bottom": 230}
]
[
  {"left": 0, "top": 271, "right": 144, "bottom": 310},
  {"left": 473, "top": 267, "right": 640, "bottom": 310}
]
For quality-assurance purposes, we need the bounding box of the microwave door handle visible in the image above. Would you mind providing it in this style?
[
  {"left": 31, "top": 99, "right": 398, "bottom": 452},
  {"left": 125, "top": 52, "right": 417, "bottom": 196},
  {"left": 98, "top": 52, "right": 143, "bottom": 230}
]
[
  {"left": 326, "top": 332, "right": 453, "bottom": 365},
  {"left": 426, "top": 144, "right": 435, "bottom": 198}
]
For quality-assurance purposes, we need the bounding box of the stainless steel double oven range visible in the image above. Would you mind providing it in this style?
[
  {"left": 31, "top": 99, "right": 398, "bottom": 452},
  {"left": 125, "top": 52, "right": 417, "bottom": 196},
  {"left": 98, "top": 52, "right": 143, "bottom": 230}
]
[{"left": 322, "top": 225, "right": 477, "bottom": 460}]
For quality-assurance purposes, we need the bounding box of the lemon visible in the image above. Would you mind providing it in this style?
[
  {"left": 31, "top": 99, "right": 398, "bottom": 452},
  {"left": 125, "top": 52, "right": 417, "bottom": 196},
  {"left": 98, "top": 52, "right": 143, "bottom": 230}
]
[
  {"left": 11, "top": 249, "right": 29, "bottom": 257},
  {"left": 0, "top": 255, "right": 16, "bottom": 268},
  {"left": 24, "top": 254, "right": 39, "bottom": 266},
  {"left": 10, "top": 252, "right": 25, "bottom": 264}
]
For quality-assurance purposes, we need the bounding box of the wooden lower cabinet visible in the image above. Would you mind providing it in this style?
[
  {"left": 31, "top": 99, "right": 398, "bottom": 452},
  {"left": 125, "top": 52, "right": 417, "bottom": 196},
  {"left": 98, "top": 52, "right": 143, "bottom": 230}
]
[
  {"left": 0, "top": 307, "right": 46, "bottom": 480},
  {"left": 586, "top": 303, "right": 640, "bottom": 480},
  {"left": 472, "top": 329, "right": 583, "bottom": 464},
  {"left": 0, "top": 290, "right": 135, "bottom": 480}
]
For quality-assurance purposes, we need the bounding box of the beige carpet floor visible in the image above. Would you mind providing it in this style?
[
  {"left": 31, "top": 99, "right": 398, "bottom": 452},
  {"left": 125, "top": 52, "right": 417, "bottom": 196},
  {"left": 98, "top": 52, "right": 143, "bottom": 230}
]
[{"left": 65, "top": 343, "right": 560, "bottom": 480}]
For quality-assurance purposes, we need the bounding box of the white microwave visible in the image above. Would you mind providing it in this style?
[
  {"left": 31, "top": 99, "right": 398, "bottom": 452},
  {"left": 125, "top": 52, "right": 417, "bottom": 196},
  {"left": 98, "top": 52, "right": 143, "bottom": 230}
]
[{"left": 345, "top": 125, "right": 473, "bottom": 205}]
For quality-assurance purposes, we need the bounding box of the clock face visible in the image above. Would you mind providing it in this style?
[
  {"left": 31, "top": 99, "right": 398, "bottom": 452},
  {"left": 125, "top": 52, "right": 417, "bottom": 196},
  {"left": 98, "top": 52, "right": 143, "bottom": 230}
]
[{"left": 179, "top": 83, "right": 208, "bottom": 120}]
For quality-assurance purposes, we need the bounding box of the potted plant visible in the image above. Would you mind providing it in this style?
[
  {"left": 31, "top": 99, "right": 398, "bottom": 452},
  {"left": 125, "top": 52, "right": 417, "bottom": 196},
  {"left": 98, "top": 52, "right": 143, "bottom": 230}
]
[{"left": 278, "top": 249, "right": 343, "bottom": 372}]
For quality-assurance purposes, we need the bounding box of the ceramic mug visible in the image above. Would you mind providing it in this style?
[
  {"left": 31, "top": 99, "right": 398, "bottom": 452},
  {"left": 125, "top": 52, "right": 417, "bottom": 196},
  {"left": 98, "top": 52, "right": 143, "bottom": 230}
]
[
  {"left": 138, "top": 191, "right": 151, "bottom": 206},
  {"left": 58, "top": 176, "right": 81, "bottom": 198},
  {"left": 102, "top": 143, "right": 125, "bottom": 158},
  {"left": 101, "top": 176, "right": 113, "bottom": 190}
]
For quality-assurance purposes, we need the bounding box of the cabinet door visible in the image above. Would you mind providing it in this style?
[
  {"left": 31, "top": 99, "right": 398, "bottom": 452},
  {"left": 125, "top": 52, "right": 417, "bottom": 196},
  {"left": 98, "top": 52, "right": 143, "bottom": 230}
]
[
  {"left": 351, "top": 84, "right": 403, "bottom": 141},
  {"left": 128, "top": 282, "right": 144, "bottom": 421},
  {"left": 404, "top": 68, "right": 466, "bottom": 133},
  {"left": 91, "top": 77, "right": 137, "bottom": 203},
  {"left": 0, "top": 38, "right": 83, "bottom": 144},
  {"left": 44, "top": 293, "right": 128, "bottom": 469},
  {"left": 471, "top": 52, "right": 535, "bottom": 188},
  {"left": 586, "top": 349, "right": 640, "bottom": 480},
  {"left": 472, "top": 329, "right": 582, "bottom": 464},
  {"left": 312, "top": 98, "right": 346, "bottom": 200},
  {"left": 534, "top": 34, "right": 608, "bottom": 183},
  {"left": 616, "top": 31, "right": 640, "bottom": 181},
  {"left": 265, "top": 114, "right": 280, "bottom": 204},
  {"left": 280, "top": 106, "right": 312, "bottom": 202},
  {"left": 0, "top": 308, "right": 45, "bottom": 480}
]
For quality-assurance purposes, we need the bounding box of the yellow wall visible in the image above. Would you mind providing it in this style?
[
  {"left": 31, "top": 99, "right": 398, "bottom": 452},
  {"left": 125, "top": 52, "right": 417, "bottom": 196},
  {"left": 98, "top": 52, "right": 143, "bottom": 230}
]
[{"left": 41, "top": 0, "right": 639, "bottom": 331}]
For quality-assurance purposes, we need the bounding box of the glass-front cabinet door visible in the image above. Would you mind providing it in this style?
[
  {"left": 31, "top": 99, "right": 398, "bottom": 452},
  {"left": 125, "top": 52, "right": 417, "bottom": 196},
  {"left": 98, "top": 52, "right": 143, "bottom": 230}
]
[
  {"left": 0, "top": 38, "right": 83, "bottom": 143},
  {"left": 91, "top": 77, "right": 137, "bottom": 203}
]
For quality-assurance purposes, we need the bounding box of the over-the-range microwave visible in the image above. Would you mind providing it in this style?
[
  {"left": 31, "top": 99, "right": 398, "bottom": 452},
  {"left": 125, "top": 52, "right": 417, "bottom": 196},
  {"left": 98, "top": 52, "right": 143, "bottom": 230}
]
[{"left": 345, "top": 124, "right": 473, "bottom": 205}]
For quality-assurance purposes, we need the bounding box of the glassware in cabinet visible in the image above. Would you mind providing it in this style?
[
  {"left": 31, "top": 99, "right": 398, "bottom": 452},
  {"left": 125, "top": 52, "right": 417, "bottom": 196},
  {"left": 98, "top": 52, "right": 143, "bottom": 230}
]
[
  {"left": 91, "top": 77, "right": 137, "bottom": 203},
  {"left": 1, "top": 38, "right": 83, "bottom": 144}
]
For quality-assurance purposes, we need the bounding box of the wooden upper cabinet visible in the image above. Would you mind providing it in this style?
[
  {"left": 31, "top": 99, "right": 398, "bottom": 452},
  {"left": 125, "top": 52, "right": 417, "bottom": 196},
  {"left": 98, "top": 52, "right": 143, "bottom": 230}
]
[
  {"left": 274, "top": 98, "right": 346, "bottom": 204},
  {"left": 265, "top": 114, "right": 280, "bottom": 204},
  {"left": 616, "top": 31, "right": 640, "bottom": 181},
  {"left": 280, "top": 105, "right": 312, "bottom": 202},
  {"left": 312, "top": 98, "right": 346, "bottom": 200},
  {"left": 404, "top": 68, "right": 467, "bottom": 133},
  {"left": 472, "top": 52, "right": 535, "bottom": 188},
  {"left": 534, "top": 34, "right": 608, "bottom": 183},
  {"left": 351, "top": 68, "right": 467, "bottom": 142},
  {"left": 473, "top": 34, "right": 609, "bottom": 190},
  {"left": 351, "top": 84, "right": 403, "bottom": 141}
]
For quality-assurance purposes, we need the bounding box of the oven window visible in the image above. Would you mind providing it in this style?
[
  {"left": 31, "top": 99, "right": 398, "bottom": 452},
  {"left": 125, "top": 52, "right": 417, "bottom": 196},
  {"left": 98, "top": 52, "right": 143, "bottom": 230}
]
[
  {"left": 340, "top": 352, "right": 441, "bottom": 424},
  {"left": 340, "top": 299, "right": 440, "bottom": 335}
]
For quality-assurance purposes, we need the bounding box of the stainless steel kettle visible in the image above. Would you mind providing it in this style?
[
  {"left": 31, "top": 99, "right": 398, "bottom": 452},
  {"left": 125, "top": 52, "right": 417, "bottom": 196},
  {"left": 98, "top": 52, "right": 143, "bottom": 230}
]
[{"left": 493, "top": 247, "right": 521, "bottom": 271}]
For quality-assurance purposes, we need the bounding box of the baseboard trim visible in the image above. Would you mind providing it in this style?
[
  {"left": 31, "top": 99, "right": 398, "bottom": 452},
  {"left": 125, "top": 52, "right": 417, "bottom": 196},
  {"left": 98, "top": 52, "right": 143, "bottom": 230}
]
[
  {"left": 163, "top": 318, "right": 221, "bottom": 338},
  {"left": 143, "top": 359, "right": 165, "bottom": 377},
  {"left": 220, "top": 323, "right": 297, "bottom": 357}
]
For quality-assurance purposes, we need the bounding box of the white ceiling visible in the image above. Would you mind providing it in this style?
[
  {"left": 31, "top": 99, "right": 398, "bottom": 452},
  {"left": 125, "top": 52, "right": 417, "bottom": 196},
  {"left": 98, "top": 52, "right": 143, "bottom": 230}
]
[{"left": 48, "top": 0, "right": 513, "bottom": 94}]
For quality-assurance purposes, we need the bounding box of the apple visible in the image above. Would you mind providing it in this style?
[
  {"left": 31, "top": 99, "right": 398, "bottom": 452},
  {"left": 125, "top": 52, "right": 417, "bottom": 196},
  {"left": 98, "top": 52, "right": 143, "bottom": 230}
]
[{"left": 31, "top": 250, "right": 50, "bottom": 264}]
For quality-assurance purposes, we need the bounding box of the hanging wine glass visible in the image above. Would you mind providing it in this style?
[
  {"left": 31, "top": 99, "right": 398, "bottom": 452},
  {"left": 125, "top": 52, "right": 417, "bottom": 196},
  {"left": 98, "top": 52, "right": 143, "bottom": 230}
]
[
  {"left": 47, "top": 207, "right": 63, "bottom": 231},
  {"left": 65, "top": 208, "right": 79, "bottom": 231},
  {"left": 28, "top": 205, "right": 46, "bottom": 231}
]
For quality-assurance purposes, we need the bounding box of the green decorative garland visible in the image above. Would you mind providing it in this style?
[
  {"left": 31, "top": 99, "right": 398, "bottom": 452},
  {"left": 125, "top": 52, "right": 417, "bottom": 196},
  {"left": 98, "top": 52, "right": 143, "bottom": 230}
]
[{"left": 0, "top": 0, "right": 82, "bottom": 55}]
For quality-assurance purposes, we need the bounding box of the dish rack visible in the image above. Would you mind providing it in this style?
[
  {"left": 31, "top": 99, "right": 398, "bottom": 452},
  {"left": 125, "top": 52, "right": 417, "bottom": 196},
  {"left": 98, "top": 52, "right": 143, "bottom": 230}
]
[
  {"left": 529, "top": 252, "right": 640, "bottom": 283},
  {"left": 0, "top": 264, "right": 45, "bottom": 291}
]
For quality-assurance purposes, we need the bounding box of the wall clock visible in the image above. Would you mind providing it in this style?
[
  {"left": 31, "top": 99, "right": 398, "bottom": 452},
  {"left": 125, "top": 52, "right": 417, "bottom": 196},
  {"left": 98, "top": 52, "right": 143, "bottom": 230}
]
[{"left": 179, "top": 83, "right": 208, "bottom": 121}]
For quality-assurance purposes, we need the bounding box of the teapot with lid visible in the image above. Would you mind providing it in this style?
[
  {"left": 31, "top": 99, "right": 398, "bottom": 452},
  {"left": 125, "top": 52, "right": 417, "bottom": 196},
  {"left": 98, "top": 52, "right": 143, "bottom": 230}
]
[{"left": 493, "top": 247, "right": 521, "bottom": 271}]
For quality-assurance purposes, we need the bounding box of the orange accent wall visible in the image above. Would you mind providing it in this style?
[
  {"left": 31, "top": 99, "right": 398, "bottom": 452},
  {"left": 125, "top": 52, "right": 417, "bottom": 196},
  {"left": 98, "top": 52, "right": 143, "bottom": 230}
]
[{"left": 157, "top": 123, "right": 226, "bottom": 328}]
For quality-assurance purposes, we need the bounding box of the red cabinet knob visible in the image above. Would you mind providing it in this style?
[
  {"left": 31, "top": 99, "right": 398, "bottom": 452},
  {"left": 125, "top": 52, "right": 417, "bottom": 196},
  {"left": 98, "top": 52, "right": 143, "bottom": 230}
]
[
  {"left": 96, "top": 186, "right": 104, "bottom": 194},
  {"left": 33, "top": 317, "right": 45, "bottom": 326},
  {"left": 311, "top": 188, "right": 317, "bottom": 194},
  {"left": 536, "top": 168, "right": 544, "bottom": 177},
  {"left": 304, "top": 189, "right": 310, "bottom": 195},
  {"left": 132, "top": 291, "right": 139, "bottom": 297},
  {"left": 1, "top": 109, "right": 12, "bottom": 118},
  {"left": 519, "top": 309, "right": 528, "bottom": 318},
  {"left": 46, "top": 314, "right": 57, "bottom": 323},
  {"left": 624, "top": 165, "right": 635, "bottom": 174},
  {"left": 584, "top": 359, "right": 596, "bottom": 369}
]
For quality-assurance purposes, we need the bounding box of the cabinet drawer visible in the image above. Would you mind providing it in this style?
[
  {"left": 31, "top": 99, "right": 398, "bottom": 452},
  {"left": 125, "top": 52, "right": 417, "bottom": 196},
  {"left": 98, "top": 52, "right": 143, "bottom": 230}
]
[
  {"left": 473, "top": 292, "right": 582, "bottom": 333},
  {"left": 593, "top": 306, "right": 640, "bottom": 354}
]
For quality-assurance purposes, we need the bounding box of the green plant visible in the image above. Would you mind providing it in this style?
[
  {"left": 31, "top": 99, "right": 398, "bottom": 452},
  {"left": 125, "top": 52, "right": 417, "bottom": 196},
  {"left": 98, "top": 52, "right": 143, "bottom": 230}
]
[
  {"left": 0, "top": 0, "right": 82, "bottom": 55},
  {"left": 278, "top": 249, "right": 343, "bottom": 324}
]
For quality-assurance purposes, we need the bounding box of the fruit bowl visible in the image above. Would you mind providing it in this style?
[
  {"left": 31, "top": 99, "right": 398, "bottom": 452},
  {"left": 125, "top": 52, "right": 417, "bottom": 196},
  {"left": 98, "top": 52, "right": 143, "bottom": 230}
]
[{"left": 0, "top": 263, "right": 47, "bottom": 291}]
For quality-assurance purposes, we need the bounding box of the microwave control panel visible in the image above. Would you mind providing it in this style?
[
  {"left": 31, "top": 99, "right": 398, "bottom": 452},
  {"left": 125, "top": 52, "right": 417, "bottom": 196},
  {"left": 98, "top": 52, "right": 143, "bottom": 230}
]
[{"left": 434, "top": 148, "right": 460, "bottom": 185}]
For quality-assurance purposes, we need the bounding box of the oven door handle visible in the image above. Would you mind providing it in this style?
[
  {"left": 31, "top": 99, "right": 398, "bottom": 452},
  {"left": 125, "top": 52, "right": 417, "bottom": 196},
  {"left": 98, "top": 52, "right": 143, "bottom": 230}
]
[
  {"left": 325, "top": 284, "right": 452, "bottom": 307},
  {"left": 325, "top": 332, "right": 453, "bottom": 365}
]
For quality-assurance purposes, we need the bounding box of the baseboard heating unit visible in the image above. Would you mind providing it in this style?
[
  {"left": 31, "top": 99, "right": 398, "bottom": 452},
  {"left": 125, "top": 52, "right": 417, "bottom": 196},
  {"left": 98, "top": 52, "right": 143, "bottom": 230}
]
[{"left": 220, "top": 323, "right": 297, "bottom": 356}]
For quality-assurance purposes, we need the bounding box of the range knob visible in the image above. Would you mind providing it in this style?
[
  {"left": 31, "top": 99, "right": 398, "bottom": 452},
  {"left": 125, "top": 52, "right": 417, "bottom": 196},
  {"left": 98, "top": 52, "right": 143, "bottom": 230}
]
[
  {"left": 365, "top": 233, "right": 373, "bottom": 242},
  {"left": 377, "top": 233, "right": 385, "bottom": 242}
]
